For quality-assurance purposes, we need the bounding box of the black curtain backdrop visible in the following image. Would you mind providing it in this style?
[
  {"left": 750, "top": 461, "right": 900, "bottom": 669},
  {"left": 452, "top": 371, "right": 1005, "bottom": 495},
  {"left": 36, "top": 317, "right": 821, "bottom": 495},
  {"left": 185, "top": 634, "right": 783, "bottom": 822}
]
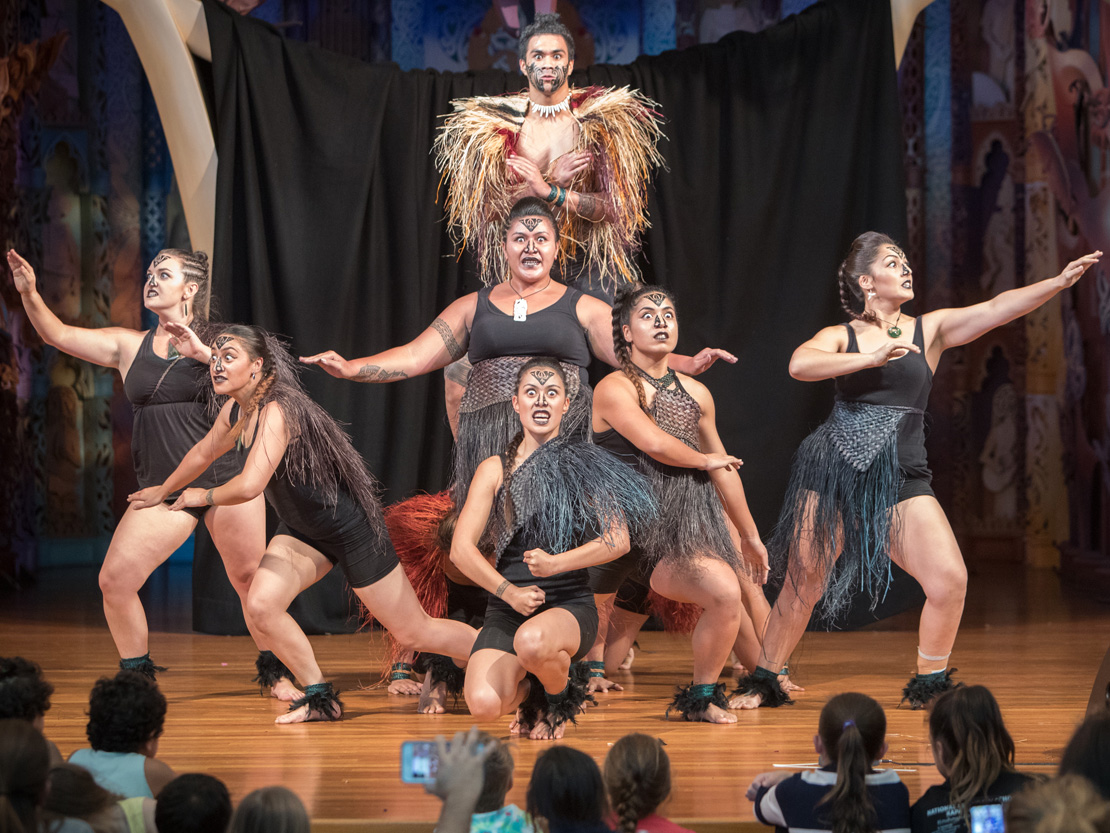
[{"left": 193, "top": 0, "right": 921, "bottom": 636}]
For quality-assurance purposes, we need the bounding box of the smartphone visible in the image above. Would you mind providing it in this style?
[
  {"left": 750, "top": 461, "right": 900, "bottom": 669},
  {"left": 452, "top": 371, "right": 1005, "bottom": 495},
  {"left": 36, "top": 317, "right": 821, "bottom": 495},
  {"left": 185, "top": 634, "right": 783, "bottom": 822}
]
[
  {"left": 400, "top": 740, "right": 440, "bottom": 784},
  {"left": 969, "top": 801, "right": 1006, "bottom": 833}
]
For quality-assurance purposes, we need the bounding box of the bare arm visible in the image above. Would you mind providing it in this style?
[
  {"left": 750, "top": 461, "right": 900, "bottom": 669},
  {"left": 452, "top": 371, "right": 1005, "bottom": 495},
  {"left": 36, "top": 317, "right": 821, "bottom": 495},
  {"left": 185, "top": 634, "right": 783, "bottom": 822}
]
[
  {"left": 300, "top": 295, "right": 474, "bottom": 382},
  {"left": 450, "top": 457, "right": 545, "bottom": 616},
  {"left": 593, "top": 374, "right": 740, "bottom": 470},
  {"left": 127, "top": 400, "right": 239, "bottom": 508},
  {"left": 925, "top": 251, "right": 1101, "bottom": 357},
  {"left": 787, "top": 324, "right": 920, "bottom": 382},
  {"left": 523, "top": 523, "right": 629, "bottom": 579},
  {"left": 145, "top": 758, "right": 177, "bottom": 798},
  {"left": 8, "top": 250, "right": 138, "bottom": 371},
  {"left": 507, "top": 153, "right": 611, "bottom": 222}
]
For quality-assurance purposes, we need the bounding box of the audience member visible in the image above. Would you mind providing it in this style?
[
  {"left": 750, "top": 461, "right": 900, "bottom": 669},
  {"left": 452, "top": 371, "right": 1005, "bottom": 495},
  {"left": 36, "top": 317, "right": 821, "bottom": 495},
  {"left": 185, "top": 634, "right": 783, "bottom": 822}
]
[
  {"left": 527, "top": 746, "right": 609, "bottom": 833},
  {"left": 1060, "top": 711, "right": 1110, "bottom": 800},
  {"left": 1006, "top": 774, "right": 1110, "bottom": 833},
  {"left": 227, "top": 786, "right": 309, "bottom": 833},
  {"left": 604, "top": 733, "right": 691, "bottom": 833},
  {"left": 468, "top": 731, "right": 532, "bottom": 833},
  {"left": 0, "top": 658, "right": 62, "bottom": 765},
  {"left": 68, "top": 672, "right": 174, "bottom": 798},
  {"left": 746, "top": 692, "right": 910, "bottom": 833},
  {"left": 154, "top": 773, "right": 232, "bottom": 833},
  {"left": 42, "top": 763, "right": 155, "bottom": 833},
  {"left": 912, "top": 685, "right": 1035, "bottom": 833},
  {"left": 427, "top": 727, "right": 500, "bottom": 833},
  {"left": 0, "top": 718, "right": 92, "bottom": 833}
]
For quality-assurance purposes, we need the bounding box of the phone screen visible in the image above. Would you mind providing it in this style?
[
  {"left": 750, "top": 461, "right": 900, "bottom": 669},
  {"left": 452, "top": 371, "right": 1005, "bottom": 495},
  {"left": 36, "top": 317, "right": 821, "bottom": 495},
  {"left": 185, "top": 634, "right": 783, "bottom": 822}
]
[
  {"left": 969, "top": 802, "right": 1006, "bottom": 833},
  {"left": 400, "top": 740, "right": 440, "bottom": 784}
]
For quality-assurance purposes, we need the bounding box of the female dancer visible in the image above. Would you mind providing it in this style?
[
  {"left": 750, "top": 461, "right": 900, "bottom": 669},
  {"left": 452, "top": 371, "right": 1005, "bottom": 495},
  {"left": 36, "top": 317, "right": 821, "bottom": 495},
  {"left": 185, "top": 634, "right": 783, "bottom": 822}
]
[
  {"left": 732, "top": 233, "right": 1100, "bottom": 709},
  {"left": 128, "top": 325, "right": 479, "bottom": 723},
  {"left": 590, "top": 284, "right": 770, "bottom": 723},
  {"left": 300, "top": 196, "right": 729, "bottom": 711},
  {"left": 451, "top": 358, "right": 656, "bottom": 739},
  {"left": 6, "top": 249, "right": 280, "bottom": 689}
]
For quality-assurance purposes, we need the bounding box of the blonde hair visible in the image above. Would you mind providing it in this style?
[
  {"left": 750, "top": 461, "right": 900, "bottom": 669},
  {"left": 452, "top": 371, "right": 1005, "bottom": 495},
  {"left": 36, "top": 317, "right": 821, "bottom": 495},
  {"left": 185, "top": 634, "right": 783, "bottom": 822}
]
[{"left": 1006, "top": 775, "right": 1110, "bottom": 833}]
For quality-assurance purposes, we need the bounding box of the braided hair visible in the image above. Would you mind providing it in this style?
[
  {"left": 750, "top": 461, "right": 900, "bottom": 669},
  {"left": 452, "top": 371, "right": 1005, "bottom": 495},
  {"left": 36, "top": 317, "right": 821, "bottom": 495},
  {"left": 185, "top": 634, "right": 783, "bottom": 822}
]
[
  {"left": 836, "top": 231, "right": 899, "bottom": 325},
  {"left": 157, "top": 248, "right": 212, "bottom": 324},
  {"left": 604, "top": 733, "right": 672, "bottom": 833},
  {"left": 501, "top": 357, "right": 568, "bottom": 527},
  {"left": 214, "top": 325, "right": 385, "bottom": 537},
  {"left": 612, "top": 283, "right": 675, "bottom": 421},
  {"left": 816, "top": 693, "right": 887, "bottom": 833}
]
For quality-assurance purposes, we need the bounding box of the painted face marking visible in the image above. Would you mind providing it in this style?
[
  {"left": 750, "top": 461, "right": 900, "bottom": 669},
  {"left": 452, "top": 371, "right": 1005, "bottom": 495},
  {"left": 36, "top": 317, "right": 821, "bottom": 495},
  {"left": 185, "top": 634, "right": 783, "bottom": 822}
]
[
  {"left": 532, "top": 370, "right": 554, "bottom": 386},
  {"left": 526, "top": 62, "right": 567, "bottom": 94},
  {"left": 521, "top": 217, "right": 542, "bottom": 232},
  {"left": 214, "top": 335, "right": 234, "bottom": 349},
  {"left": 645, "top": 292, "right": 668, "bottom": 307},
  {"left": 152, "top": 253, "right": 171, "bottom": 267}
]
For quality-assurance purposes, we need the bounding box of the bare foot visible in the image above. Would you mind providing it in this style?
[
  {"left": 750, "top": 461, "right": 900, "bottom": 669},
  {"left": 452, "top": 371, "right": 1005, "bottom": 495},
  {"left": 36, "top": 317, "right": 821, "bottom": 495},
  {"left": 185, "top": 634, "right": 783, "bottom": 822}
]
[
  {"left": 619, "top": 646, "right": 635, "bottom": 670},
  {"left": 270, "top": 678, "right": 302, "bottom": 702},
  {"left": 781, "top": 675, "right": 804, "bottom": 693},
  {"left": 586, "top": 675, "right": 623, "bottom": 698},
  {"left": 528, "top": 712, "right": 568, "bottom": 740},
  {"left": 728, "top": 691, "right": 763, "bottom": 710},
  {"left": 275, "top": 699, "right": 342, "bottom": 724},
  {"left": 388, "top": 677, "right": 422, "bottom": 696},
  {"left": 417, "top": 676, "right": 447, "bottom": 714},
  {"left": 681, "top": 702, "right": 736, "bottom": 723}
]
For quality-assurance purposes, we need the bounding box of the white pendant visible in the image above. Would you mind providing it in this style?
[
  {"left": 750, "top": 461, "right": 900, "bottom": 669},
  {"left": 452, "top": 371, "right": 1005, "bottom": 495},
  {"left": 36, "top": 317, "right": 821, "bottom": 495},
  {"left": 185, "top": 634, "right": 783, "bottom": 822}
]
[{"left": 513, "top": 298, "right": 528, "bottom": 321}]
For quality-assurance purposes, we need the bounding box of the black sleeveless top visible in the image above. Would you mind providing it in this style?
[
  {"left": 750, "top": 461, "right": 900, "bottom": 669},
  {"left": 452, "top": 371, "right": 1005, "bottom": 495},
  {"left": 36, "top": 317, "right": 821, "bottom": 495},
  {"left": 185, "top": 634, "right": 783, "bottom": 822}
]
[
  {"left": 467, "top": 285, "right": 591, "bottom": 367},
  {"left": 835, "top": 318, "right": 932, "bottom": 479},
  {"left": 123, "top": 328, "right": 233, "bottom": 491}
]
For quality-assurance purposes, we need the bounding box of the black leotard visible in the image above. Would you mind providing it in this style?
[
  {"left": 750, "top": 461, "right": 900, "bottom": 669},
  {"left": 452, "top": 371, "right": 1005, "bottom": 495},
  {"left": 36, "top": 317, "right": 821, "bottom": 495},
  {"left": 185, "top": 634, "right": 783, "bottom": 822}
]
[
  {"left": 124, "top": 328, "right": 237, "bottom": 517},
  {"left": 467, "top": 285, "right": 590, "bottom": 367}
]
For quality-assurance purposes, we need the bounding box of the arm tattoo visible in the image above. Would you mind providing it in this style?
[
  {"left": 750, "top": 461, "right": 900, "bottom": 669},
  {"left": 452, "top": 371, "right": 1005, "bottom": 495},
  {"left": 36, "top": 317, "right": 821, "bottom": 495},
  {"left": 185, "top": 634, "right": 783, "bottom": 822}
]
[
  {"left": 575, "top": 192, "right": 605, "bottom": 221},
  {"left": 432, "top": 317, "right": 466, "bottom": 361},
  {"left": 356, "top": 364, "right": 409, "bottom": 382},
  {"left": 205, "top": 488, "right": 215, "bottom": 506}
]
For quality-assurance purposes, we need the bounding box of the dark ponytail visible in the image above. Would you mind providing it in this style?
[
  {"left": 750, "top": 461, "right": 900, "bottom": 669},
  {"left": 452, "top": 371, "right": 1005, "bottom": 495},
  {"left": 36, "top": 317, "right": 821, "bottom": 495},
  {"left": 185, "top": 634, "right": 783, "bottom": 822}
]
[{"left": 816, "top": 693, "right": 886, "bottom": 833}]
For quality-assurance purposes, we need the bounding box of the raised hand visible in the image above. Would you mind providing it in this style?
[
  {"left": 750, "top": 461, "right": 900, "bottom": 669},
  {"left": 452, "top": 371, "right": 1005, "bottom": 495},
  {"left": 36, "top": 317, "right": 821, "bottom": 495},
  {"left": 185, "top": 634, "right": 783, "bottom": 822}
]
[
  {"left": 685, "top": 347, "right": 738, "bottom": 375},
  {"left": 1058, "top": 251, "right": 1102, "bottom": 288},
  {"left": 549, "top": 151, "right": 591, "bottom": 187},
  {"left": 504, "top": 583, "right": 545, "bottom": 616},
  {"left": 704, "top": 452, "right": 743, "bottom": 472},
  {"left": 164, "top": 321, "right": 210, "bottom": 362},
  {"left": 868, "top": 339, "right": 919, "bottom": 367},
  {"left": 523, "top": 548, "right": 558, "bottom": 578},
  {"left": 299, "top": 350, "right": 353, "bottom": 379},
  {"left": 7, "top": 250, "right": 37, "bottom": 294},
  {"left": 506, "top": 152, "right": 549, "bottom": 199}
]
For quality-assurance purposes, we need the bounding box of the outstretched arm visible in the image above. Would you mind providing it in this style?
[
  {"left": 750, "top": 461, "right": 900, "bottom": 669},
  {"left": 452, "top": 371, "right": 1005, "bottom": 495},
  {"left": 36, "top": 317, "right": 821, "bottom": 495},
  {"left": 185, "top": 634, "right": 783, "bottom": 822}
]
[
  {"left": 7, "top": 250, "right": 138, "bottom": 371},
  {"left": 299, "top": 295, "right": 475, "bottom": 382},
  {"left": 926, "top": 252, "right": 1101, "bottom": 356}
]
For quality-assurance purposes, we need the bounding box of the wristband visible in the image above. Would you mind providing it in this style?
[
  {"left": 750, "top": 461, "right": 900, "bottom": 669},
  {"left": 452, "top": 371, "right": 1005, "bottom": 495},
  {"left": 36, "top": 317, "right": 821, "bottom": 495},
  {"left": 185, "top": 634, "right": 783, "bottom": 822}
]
[
  {"left": 545, "top": 183, "right": 558, "bottom": 202},
  {"left": 495, "top": 579, "right": 511, "bottom": 599}
]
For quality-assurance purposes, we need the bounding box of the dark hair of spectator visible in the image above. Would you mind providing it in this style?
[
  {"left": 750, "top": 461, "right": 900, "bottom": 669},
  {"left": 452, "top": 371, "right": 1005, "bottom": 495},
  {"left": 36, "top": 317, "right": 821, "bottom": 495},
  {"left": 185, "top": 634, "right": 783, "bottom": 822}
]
[
  {"left": 526, "top": 746, "right": 607, "bottom": 833},
  {"left": 475, "top": 731, "right": 514, "bottom": 814},
  {"left": 42, "top": 763, "right": 123, "bottom": 831},
  {"left": 155, "top": 773, "right": 233, "bottom": 833},
  {"left": 0, "top": 718, "right": 51, "bottom": 833},
  {"left": 1060, "top": 711, "right": 1110, "bottom": 801},
  {"left": 816, "top": 692, "right": 887, "bottom": 833},
  {"left": 0, "top": 657, "right": 54, "bottom": 722},
  {"left": 85, "top": 671, "right": 167, "bottom": 753}
]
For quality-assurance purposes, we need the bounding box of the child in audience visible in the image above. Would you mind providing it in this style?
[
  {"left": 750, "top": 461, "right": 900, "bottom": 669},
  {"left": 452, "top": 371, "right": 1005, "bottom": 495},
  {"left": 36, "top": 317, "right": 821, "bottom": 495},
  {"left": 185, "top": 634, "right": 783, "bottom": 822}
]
[
  {"left": 154, "top": 773, "right": 233, "bottom": 833},
  {"left": 604, "top": 733, "right": 692, "bottom": 833},
  {"left": 0, "top": 657, "right": 63, "bottom": 765},
  {"left": 228, "top": 786, "right": 309, "bottom": 833},
  {"left": 526, "top": 746, "right": 610, "bottom": 833},
  {"left": 1006, "top": 774, "right": 1110, "bottom": 833},
  {"left": 912, "top": 685, "right": 1035, "bottom": 833},
  {"left": 43, "top": 763, "right": 156, "bottom": 832},
  {"left": 746, "top": 692, "right": 910, "bottom": 833},
  {"left": 1060, "top": 711, "right": 1110, "bottom": 800},
  {"left": 0, "top": 719, "right": 93, "bottom": 833},
  {"left": 68, "top": 672, "right": 175, "bottom": 798},
  {"left": 468, "top": 731, "right": 533, "bottom": 833}
]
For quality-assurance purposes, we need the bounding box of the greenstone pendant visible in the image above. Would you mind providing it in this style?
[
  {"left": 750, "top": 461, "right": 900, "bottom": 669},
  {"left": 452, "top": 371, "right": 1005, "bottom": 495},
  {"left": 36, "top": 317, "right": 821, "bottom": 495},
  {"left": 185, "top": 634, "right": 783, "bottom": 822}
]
[{"left": 886, "top": 326, "right": 902, "bottom": 339}]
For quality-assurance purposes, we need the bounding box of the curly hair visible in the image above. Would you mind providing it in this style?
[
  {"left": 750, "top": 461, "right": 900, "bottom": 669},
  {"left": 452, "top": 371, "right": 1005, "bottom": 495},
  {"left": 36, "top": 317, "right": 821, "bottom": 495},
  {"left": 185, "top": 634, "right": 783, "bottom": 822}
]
[
  {"left": 517, "top": 13, "right": 575, "bottom": 62},
  {"left": 836, "top": 231, "right": 899, "bottom": 325},
  {"left": 0, "top": 656, "right": 53, "bottom": 722},
  {"left": 604, "top": 733, "right": 672, "bottom": 833},
  {"left": 85, "top": 671, "right": 166, "bottom": 753}
]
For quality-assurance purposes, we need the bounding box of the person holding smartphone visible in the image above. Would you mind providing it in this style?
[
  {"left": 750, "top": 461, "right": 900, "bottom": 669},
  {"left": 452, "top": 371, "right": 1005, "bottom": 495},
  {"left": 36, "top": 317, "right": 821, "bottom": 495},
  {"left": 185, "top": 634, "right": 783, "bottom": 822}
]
[{"left": 450, "top": 357, "right": 656, "bottom": 740}]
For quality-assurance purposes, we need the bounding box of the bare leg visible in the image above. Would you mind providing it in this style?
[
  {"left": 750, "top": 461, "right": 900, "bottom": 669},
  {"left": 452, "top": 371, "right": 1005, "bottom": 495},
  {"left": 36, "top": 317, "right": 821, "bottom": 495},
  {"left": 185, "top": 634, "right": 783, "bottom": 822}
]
[
  {"left": 464, "top": 648, "right": 528, "bottom": 724},
  {"left": 583, "top": 593, "right": 622, "bottom": 694},
  {"left": 387, "top": 650, "right": 422, "bottom": 696},
  {"left": 889, "top": 496, "right": 967, "bottom": 674},
  {"left": 650, "top": 558, "right": 742, "bottom": 724},
  {"left": 604, "top": 606, "right": 647, "bottom": 672},
  {"left": 99, "top": 505, "right": 197, "bottom": 660},
  {"left": 514, "top": 608, "right": 586, "bottom": 740}
]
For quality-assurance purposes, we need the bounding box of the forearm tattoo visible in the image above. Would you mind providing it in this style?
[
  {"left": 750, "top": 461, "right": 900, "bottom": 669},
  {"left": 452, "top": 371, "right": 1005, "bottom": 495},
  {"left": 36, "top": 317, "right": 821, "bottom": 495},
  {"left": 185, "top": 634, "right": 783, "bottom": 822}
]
[
  {"left": 574, "top": 192, "right": 605, "bottom": 221},
  {"left": 356, "top": 364, "right": 409, "bottom": 382},
  {"left": 205, "top": 488, "right": 215, "bottom": 506},
  {"left": 432, "top": 317, "right": 466, "bottom": 361}
]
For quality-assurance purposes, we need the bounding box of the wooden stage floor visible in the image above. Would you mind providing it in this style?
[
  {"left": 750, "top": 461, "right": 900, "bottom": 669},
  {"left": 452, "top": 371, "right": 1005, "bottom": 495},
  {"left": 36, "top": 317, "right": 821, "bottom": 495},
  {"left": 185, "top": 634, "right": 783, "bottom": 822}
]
[{"left": 3, "top": 562, "right": 1107, "bottom": 831}]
